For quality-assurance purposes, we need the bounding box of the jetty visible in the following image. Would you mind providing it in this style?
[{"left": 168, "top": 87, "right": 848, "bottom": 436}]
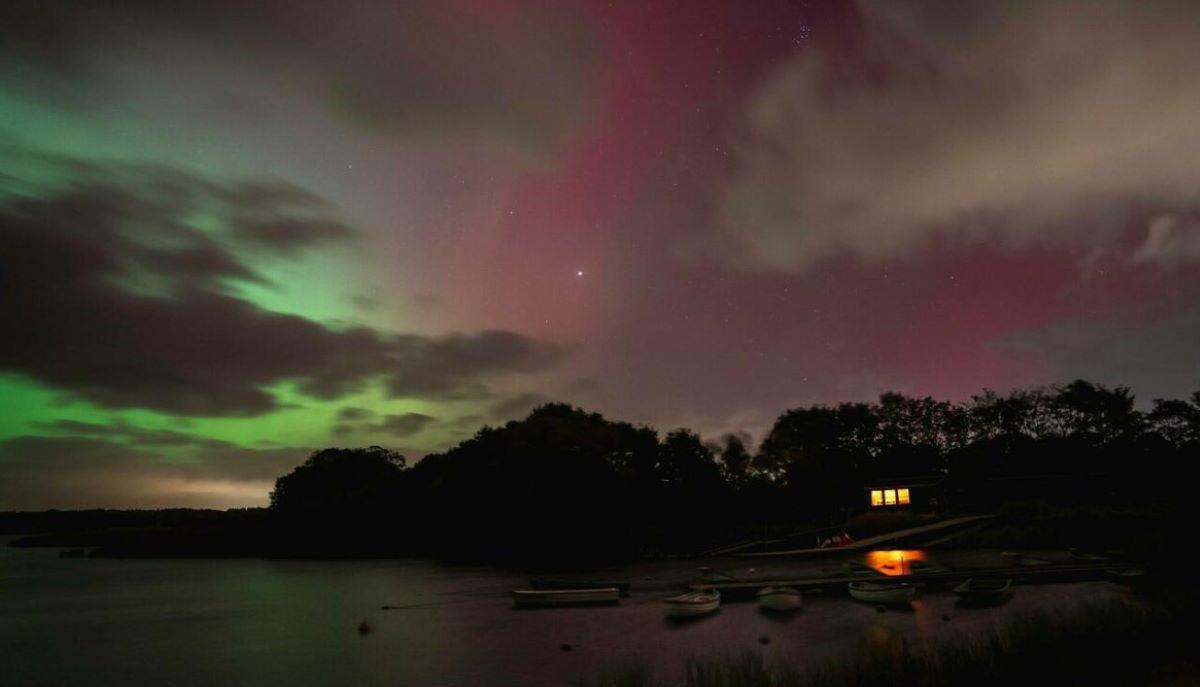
[
  {"left": 733, "top": 514, "right": 994, "bottom": 558},
  {"left": 691, "top": 560, "right": 1123, "bottom": 600}
]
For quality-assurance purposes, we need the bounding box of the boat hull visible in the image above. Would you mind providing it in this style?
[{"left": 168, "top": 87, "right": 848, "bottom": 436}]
[
  {"left": 953, "top": 578, "right": 1012, "bottom": 605},
  {"left": 664, "top": 591, "right": 721, "bottom": 618},
  {"left": 511, "top": 588, "right": 620, "bottom": 607},
  {"left": 531, "top": 579, "right": 631, "bottom": 596},
  {"left": 757, "top": 587, "right": 802, "bottom": 612},
  {"left": 848, "top": 582, "right": 916, "bottom": 605},
  {"left": 1105, "top": 569, "right": 1149, "bottom": 587}
]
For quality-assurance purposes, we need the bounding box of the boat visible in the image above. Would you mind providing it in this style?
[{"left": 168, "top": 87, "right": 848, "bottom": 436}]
[
  {"left": 531, "top": 578, "right": 631, "bottom": 596},
  {"left": 953, "top": 578, "right": 1012, "bottom": 605},
  {"left": 1001, "top": 551, "right": 1055, "bottom": 566},
  {"left": 848, "top": 580, "right": 916, "bottom": 605},
  {"left": 663, "top": 589, "right": 721, "bottom": 618},
  {"left": 511, "top": 588, "right": 621, "bottom": 608},
  {"left": 1105, "top": 568, "right": 1149, "bottom": 587},
  {"left": 757, "top": 586, "right": 802, "bottom": 612}
]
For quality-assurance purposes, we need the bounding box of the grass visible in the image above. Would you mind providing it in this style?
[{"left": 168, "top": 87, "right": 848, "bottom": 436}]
[{"left": 578, "top": 592, "right": 1197, "bottom": 687}]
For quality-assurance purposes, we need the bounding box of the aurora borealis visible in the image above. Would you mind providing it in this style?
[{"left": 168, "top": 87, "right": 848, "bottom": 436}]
[{"left": 3, "top": 0, "right": 1200, "bottom": 509}]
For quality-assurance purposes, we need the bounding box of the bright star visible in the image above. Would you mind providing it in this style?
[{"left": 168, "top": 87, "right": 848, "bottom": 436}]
[{"left": 576, "top": 269, "right": 584, "bottom": 277}]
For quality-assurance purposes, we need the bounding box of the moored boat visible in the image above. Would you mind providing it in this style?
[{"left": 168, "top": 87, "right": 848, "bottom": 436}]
[
  {"left": 953, "top": 577, "right": 1012, "bottom": 605},
  {"left": 848, "top": 580, "right": 916, "bottom": 605},
  {"left": 1105, "top": 568, "right": 1149, "bottom": 587},
  {"left": 663, "top": 589, "right": 721, "bottom": 618},
  {"left": 757, "top": 586, "right": 802, "bottom": 612},
  {"left": 531, "top": 578, "right": 631, "bottom": 596},
  {"left": 511, "top": 588, "right": 621, "bottom": 607}
]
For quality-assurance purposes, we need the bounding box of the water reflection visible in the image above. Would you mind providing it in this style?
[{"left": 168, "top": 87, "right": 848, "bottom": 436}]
[{"left": 863, "top": 550, "right": 927, "bottom": 575}]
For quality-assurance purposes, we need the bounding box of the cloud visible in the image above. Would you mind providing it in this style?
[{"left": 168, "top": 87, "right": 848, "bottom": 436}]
[
  {"left": 1131, "top": 213, "right": 1200, "bottom": 266},
  {"left": 0, "top": 0, "right": 599, "bottom": 154},
  {"left": 382, "top": 332, "right": 567, "bottom": 400},
  {"left": 0, "top": 155, "right": 567, "bottom": 415},
  {"left": 997, "top": 302, "right": 1200, "bottom": 404},
  {"left": 720, "top": 0, "right": 1200, "bottom": 271},
  {"left": 0, "top": 435, "right": 307, "bottom": 509},
  {"left": 331, "top": 410, "right": 438, "bottom": 439},
  {"left": 32, "top": 419, "right": 236, "bottom": 449},
  {"left": 375, "top": 413, "right": 437, "bottom": 438},
  {"left": 336, "top": 406, "right": 373, "bottom": 422},
  {"left": 489, "top": 392, "right": 550, "bottom": 421}
]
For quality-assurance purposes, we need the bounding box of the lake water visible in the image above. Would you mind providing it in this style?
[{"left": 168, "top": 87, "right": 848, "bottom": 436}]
[{"left": 0, "top": 540, "right": 1125, "bottom": 686}]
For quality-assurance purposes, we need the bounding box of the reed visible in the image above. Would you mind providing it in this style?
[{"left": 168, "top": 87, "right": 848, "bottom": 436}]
[{"left": 579, "top": 593, "right": 1196, "bottom": 687}]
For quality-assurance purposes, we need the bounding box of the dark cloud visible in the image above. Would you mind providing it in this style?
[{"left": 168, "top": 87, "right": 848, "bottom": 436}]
[
  {"left": 383, "top": 332, "right": 567, "bottom": 400},
  {"left": 0, "top": 1, "right": 598, "bottom": 153},
  {"left": 0, "top": 435, "right": 307, "bottom": 509},
  {"left": 375, "top": 413, "right": 437, "bottom": 438},
  {"left": 0, "top": 157, "right": 567, "bottom": 416},
  {"left": 489, "top": 392, "right": 550, "bottom": 421},
  {"left": 231, "top": 217, "right": 354, "bottom": 254},
  {"left": 997, "top": 301, "right": 1200, "bottom": 405},
  {"left": 449, "top": 414, "right": 486, "bottom": 433},
  {"left": 32, "top": 419, "right": 235, "bottom": 449},
  {"left": 337, "top": 406, "right": 373, "bottom": 422},
  {"left": 721, "top": 0, "right": 1200, "bottom": 270}
]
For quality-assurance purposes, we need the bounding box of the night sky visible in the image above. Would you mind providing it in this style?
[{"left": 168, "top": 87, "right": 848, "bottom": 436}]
[{"left": 3, "top": 0, "right": 1199, "bottom": 509}]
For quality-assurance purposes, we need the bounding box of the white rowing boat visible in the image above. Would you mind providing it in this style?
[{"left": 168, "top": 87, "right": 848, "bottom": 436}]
[
  {"left": 511, "top": 588, "right": 620, "bottom": 607},
  {"left": 757, "top": 586, "right": 802, "bottom": 612},
  {"left": 848, "top": 580, "right": 916, "bottom": 605},
  {"left": 663, "top": 589, "right": 721, "bottom": 618},
  {"left": 953, "top": 577, "right": 1012, "bottom": 605}
]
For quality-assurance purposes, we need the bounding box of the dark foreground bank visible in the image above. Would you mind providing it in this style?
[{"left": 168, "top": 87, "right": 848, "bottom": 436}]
[{"left": 580, "top": 591, "right": 1198, "bottom": 687}]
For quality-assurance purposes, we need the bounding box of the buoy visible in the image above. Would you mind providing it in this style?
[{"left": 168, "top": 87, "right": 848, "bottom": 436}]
[{"left": 358, "top": 619, "right": 372, "bottom": 635}]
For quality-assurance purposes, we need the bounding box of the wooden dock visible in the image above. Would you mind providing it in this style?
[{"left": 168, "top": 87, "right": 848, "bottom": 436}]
[
  {"left": 733, "top": 515, "right": 994, "bottom": 558},
  {"left": 690, "top": 560, "right": 1123, "bottom": 600}
]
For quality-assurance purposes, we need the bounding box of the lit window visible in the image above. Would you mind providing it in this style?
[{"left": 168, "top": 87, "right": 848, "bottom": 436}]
[
  {"left": 884, "top": 489, "right": 896, "bottom": 505},
  {"left": 870, "top": 490, "right": 883, "bottom": 506},
  {"left": 898, "top": 488, "right": 911, "bottom": 505}
]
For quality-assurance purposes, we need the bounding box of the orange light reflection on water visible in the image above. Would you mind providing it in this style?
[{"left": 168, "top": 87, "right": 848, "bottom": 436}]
[{"left": 864, "top": 550, "right": 927, "bottom": 576}]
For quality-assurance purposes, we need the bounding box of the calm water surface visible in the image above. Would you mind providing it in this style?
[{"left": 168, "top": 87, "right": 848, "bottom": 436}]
[{"left": 0, "top": 540, "right": 1125, "bottom": 686}]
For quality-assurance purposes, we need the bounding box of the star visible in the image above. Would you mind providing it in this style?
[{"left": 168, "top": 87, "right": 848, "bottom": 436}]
[{"left": 575, "top": 269, "right": 585, "bottom": 278}]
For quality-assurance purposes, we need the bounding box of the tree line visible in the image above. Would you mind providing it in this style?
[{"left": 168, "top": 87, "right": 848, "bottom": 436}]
[{"left": 269, "top": 380, "right": 1198, "bottom": 564}]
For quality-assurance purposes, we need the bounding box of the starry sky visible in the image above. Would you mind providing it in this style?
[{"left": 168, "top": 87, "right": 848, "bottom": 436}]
[{"left": 3, "top": 0, "right": 1200, "bottom": 509}]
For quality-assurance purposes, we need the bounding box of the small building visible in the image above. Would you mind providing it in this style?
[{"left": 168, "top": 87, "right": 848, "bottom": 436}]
[{"left": 865, "top": 477, "right": 945, "bottom": 511}]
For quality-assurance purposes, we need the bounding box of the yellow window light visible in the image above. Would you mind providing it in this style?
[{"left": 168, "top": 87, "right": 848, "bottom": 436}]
[
  {"left": 870, "top": 490, "right": 883, "bottom": 506},
  {"left": 898, "top": 488, "right": 911, "bottom": 505},
  {"left": 884, "top": 489, "right": 896, "bottom": 505}
]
